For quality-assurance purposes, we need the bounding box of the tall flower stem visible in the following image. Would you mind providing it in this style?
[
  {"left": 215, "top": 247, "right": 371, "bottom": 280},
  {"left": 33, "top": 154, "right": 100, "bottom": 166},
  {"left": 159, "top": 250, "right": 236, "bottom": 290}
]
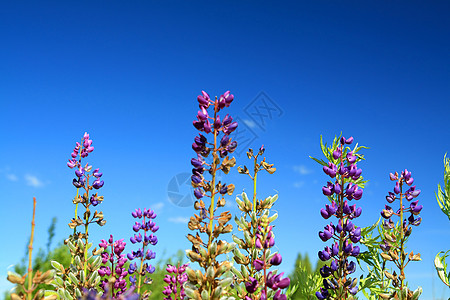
[
  {"left": 399, "top": 182, "right": 404, "bottom": 291},
  {"left": 27, "top": 197, "right": 37, "bottom": 300},
  {"left": 136, "top": 214, "right": 147, "bottom": 294},
  {"left": 379, "top": 170, "right": 422, "bottom": 298},
  {"left": 82, "top": 178, "right": 91, "bottom": 279},
  {"left": 71, "top": 138, "right": 83, "bottom": 265},
  {"left": 207, "top": 109, "right": 218, "bottom": 252},
  {"left": 252, "top": 155, "right": 258, "bottom": 211}
]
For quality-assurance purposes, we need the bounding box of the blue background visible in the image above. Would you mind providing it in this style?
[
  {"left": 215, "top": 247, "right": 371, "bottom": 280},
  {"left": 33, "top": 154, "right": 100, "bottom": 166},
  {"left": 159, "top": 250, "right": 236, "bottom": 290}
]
[{"left": 1, "top": 1, "right": 449, "bottom": 299}]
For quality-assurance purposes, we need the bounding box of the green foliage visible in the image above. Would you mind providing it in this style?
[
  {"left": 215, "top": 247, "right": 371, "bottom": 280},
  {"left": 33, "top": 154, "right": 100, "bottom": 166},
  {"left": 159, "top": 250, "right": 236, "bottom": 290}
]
[
  {"left": 5, "top": 217, "right": 67, "bottom": 300},
  {"left": 435, "top": 153, "right": 450, "bottom": 289},
  {"left": 357, "top": 219, "right": 392, "bottom": 299},
  {"left": 358, "top": 218, "right": 423, "bottom": 299},
  {"left": 6, "top": 242, "right": 192, "bottom": 300},
  {"left": 436, "top": 153, "right": 450, "bottom": 221},
  {"left": 435, "top": 250, "right": 450, "bottom": 288},
  {"left": 289, "top": 252, "right": 324, "bottom": 299},
  {"left": 5, "top": 242, "right": 71, "bottom": 300}
]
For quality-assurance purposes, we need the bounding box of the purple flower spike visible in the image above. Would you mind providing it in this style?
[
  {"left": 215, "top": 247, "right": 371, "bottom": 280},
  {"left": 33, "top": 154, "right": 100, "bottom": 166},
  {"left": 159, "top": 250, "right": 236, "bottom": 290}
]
[
  {"left": 332, "top": 148, "right": 342, "bottom": 160},
  {"left": 127, "top": 207, "right": 159, "bottom": 289},
  {"left": 93, "top": 168, "right": 103, "bottom": 178},
  {"left": 75, "top": 167, "right": 84, "bottom": 178},
  {"left": 133, "top": 222, "right": 141, "bottom": 232},
  {"left": 253, "top": 259, "right": 264, "bottom": 271},
  {"left": 222, "top": 91, "right": 234, "bottom": 107},
  {"left": 270, "top": 253, "right": 283, "bottom": 265},
  {"left": 315, "top": 135, "right": 365, "bottom": 299},
  {"left": 245, "top": 277, "right": 259, "bottom": 294},
  {"left": 319, "top": 230, "right": 333, "bottom": 242},
  {"left": 340, "top": 136, "right": 353, "bottom": 145},
  {"left": 93, "top": 179, "right": 104, "bottom": 189},
  {"left": 332, "top": 242, "right": 339, "bottom": 256},
  {"left": 219, "top": 184, "right": 228, "bottom": 195},
  {"left": 346, "top": 151, "right": 356, "bottom": 163},
  {"left": 194, "top": 188, "right": 204, "bottom": 199},
  {"left": 318, "top": 249, "right": 331, "bottom": 261},
  {"left": 197, "top": 107, "right": 208, "bottom": 121},
  {"left": 214, "top": 115, "right": 222, "bottom": 129},
  {"left": 320, "top": 208, "right": 330, "bottom": 219},
  {"left": 197, "top": 91, "right": 210, "bottom": 107},
  {"left": 71, "top": 178, "right": 81, "bottom": 188}
]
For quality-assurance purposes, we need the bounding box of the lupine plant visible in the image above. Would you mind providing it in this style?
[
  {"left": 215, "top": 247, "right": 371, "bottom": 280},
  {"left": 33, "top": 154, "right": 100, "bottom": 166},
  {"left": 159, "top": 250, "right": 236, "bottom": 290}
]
[
  {"left": 50, "top": 133, "right": 106, "bottom": 299},
  {"left": 184, "top": 91, "right": 238, "bottom": 300},
  {"left": 162, "top": 263, "right": 189, "bottom": 299},
  {"left": 98, "top": 236, "right": 128, "bottom": 298},
  {"left": 311, "top": 135, "right": 367, "bottom": 299},
  {"left": 77, "top": 287, "right": 139, "bottom": 300},
  {"left": 7, "top": 198, "right": 56, "bottom": 300},
  {"left": 8, "top": 92, "right": 450, "bottom": 300},
  {"left": 231, "top": 146, "right": 290, "bottom": 299},
  {"left": 378, "top": 170, "right": 423, "bottom": 299},
  {"left": 127, "top": 208, "right": 159, "bottom": 298},
  {"left": 435, "top": 154, "right": 450, "bottom": 288}
]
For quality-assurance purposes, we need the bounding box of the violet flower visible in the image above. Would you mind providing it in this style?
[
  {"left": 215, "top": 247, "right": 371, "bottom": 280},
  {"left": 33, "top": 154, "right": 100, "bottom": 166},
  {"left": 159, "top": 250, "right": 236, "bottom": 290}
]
[
  {"left": 185, "top": 91, "right": 238, "bottom": 299},
  {"left": 98, "top": 235, "right": 128, "bottom": 298},
  {"left": 127, "top": 208, "right": 159, "bottom": 296},
  {"left": 312, "top": 135, "right": 366, "bottom": 299},
  {"left": 162, "top": 263, "right": 189, "bottom": 300},
  {"left": 379, "top": 170, "right": 422, "bottom": 294}
]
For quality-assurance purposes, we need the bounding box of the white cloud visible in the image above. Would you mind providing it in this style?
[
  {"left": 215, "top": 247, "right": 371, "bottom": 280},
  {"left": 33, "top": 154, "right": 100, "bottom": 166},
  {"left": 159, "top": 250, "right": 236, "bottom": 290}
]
[
  {"left": 168, "top": 216, "right": 190, "bottom": 224},
  {"left": 151, "top": 202, "right": 164, "bottom": 214},
  {"left": 293, "top": 181, "right": 305, "bottom": 188},
  {"left": 243, "top": 119, "right": 257, "bottom": 129},
  {"left": 6, "top": 174, "right": 18, "bottom": 181},
  {"left": 293, "top": 165, "right": 312, "bottom": 175},
  {"left": 225, "top": 198, "right": 236, "bottom": 208},
  {"left": 24, "top": 174, "right": 43, "bottom": 187}
]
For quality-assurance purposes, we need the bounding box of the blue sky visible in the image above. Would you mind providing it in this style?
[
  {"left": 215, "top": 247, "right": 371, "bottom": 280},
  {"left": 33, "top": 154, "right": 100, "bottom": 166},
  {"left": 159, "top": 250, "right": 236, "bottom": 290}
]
[{"left": 1, "top": 1, "right": 449, "bottom": 299}]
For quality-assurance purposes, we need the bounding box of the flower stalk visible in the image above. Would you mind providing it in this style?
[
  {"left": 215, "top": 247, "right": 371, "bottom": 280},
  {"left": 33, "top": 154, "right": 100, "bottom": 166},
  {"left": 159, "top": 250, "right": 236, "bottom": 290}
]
[
  {"left": 311, "top": 135, "right": 367, "bottom": 299},
  {"left": 379, "top": 170, "right": 423, "bottom": 299},
  {"left": 185, "top": 90, "right": 238, "bottom": 300}
]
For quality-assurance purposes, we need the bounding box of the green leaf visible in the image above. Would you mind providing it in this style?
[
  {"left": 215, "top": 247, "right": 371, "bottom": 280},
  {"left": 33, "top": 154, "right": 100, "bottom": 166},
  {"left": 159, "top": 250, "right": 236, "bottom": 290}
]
[
  {"left": 434, "top": 251, "right": 450, "bottom": 287},
  {"left": 91, "top": 256, "right": 102, "bottom": 271},
  {"left": 309, "top": 156, "right": 327, "bottom": 167},
  {"left": 68, "top": 273, "right": 79, "bottom": 286}
]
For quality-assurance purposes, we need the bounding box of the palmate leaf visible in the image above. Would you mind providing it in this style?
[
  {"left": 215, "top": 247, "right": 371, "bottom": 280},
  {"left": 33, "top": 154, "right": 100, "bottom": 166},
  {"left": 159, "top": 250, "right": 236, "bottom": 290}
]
[
  {"left": 434, "top": 250, "right": 450, "bottom": 287},
  {"left": 436, "top": 153, "right": 450, "bottom": 221},
  {"left": 309, "top": 156, "right": 327, "bottom": 167}
]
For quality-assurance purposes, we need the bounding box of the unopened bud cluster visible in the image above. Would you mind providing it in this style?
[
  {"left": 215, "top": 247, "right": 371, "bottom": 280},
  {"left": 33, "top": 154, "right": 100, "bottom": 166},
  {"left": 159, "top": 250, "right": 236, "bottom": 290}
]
[{"left": 232, "top": 147, "right": 289, "bottom": 300}]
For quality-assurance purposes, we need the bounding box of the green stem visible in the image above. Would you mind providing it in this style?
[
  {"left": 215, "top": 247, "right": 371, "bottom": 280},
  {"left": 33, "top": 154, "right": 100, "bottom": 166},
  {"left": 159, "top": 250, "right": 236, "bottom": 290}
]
[
  {"left": 206, "top": 108, "right": 219, "bottom": 296},
  {"left": 71, "top": 140, "right": 83, "bottom": 265},
  {"left": 27, "top": 197, "right": 37, "bottom": 300},
  {"left": 137, "top": 216, "right": 147, "bottom": 295},
  {"left": 110, "top": 243, "right": 115, "bottom": 298},
  {"left": 83, "top": 178, "right": 90, "bottom": 280},
  {"left": 263, "top": 248, "right": 268, "bottom": 300},
  {"left": 337, "top": 144, "right": 348, "bottom": 300},
  {"left": 253, "top": 155, "right": 258, "bottom": 211},
  {"left": 399, "top": 181, "right": 404, "bottom": 291},
  {"left": 249, "top": 156, "right": 259, "bottom": 280}
]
